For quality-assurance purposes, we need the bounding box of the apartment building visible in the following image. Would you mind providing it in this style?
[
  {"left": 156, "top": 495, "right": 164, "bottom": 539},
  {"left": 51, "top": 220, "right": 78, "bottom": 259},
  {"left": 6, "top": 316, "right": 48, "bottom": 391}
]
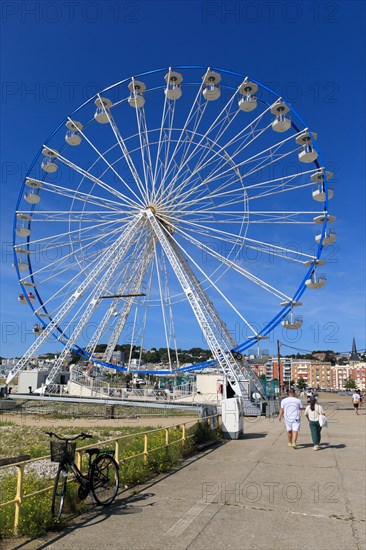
[
  {"left": 308, "top": 362, "right": 332, "bottom": 389},
  {"left": 332, "top": 364, "right": 366, "bottom": 390},
  {"left": 352, "top": 365, "right": 366, "bottom": 389},
  {"left": 291, "top": 360, "right": 311, "bottom": 385},
  {"left": 264, "top": 357, "right": 292, "bottom": 383}
]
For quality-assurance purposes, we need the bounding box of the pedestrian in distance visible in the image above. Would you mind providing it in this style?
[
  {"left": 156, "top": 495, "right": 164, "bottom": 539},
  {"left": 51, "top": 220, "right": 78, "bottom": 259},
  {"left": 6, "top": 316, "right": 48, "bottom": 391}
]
[
  {"left": 305, "top": 397, "right": 325, "bottom": 450},
  {"left": 278, "top": 389, "right": 304, "bottom": 449},
  {"left": 352, "top": 390, "right": 361, "bottom": 415}
]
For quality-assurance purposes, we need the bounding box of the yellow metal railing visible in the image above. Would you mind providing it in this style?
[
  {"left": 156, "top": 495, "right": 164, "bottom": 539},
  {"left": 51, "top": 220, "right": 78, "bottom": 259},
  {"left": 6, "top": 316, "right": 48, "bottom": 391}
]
[{"left": 0, "top": 414, "right": 220, "bottom": 535}]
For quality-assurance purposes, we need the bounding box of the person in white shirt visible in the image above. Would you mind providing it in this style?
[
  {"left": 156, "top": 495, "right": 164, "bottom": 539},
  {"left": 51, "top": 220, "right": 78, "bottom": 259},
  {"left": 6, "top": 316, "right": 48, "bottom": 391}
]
[
  {"left": 352, "top": 391, "right": 361, "bottom": 414},
  {"left": 305, "top": 397, "right": 325, "bottom": 450},
  {"left": 278, "top": 389, "right": 304, "bottom": 449}
]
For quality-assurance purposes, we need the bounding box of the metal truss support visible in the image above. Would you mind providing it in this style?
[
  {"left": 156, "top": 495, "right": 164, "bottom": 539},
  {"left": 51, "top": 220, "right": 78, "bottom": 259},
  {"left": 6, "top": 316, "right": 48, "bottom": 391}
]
[{"left": 6, "top": 215, "right": 142, "bottom": 386}]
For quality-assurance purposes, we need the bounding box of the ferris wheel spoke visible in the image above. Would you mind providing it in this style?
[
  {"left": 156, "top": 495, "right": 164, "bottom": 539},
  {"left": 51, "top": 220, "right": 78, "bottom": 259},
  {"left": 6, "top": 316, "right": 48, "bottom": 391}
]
[
  {"left": 44, "top": 146, "right": 140, "bottom": 208},
  {"left": 175, "top": 226, "right": 292, "bottom": 301},
  {"left": 173, "top": 186, "right": 246, "bottom": 213},
  {"left": 152, "top": 77, "right": 177, "bottom": 194},
  {"left": 163, "top": 149, "right": 241, "bottom": 210},
  {"left": 171, "top": 168, "right": 316, "bottom": 215},
  {"left": 25, "top": 178, "right": 126, "bottom": 213},
  {"left": 174, "top": 215, "right": 316, "bottom": 263},
  {"left": 20, "top": 222, "right": 131, "bottom": 289},
  {"left": 66, "top": 116, "right": 146, "bottom": 207},
  {"left": 162, "top": 75, "right": 250, "bottom": 192},
  {"left": 217, "top": 130, "right": 305, "bottom": 184},
  {"left": 248, "top": 182, "right": 315, "bottom": 201},
  {"left": 197, "top": 101, "right": 272, "bottom": 168},
  {"left": 162, "top": 107, "right": 272, "bottom": 205},
  {"left": 157, "top": 69, "right": 209, "bottom": 197},
  {"left": 160, "top": 105, "right": 209, "bottom": 198},
  {"left": 169, "top": 231, "right": 263, "bottom": 335},
  {"left": 173, "top": 127, "right": 304, "bottom": 210},
  {"left": 94, "top": 96, "right": 148, "bottom": 201},
  {"left": 154, "top": 243, "right": 175, "bottom": 367},
  {"left": 179, "top": 133, "right": 300, "bottom": 207},
  {"left": 183, "top": 145, "right": 297, "bottom": 208},
  {"left": 162, "top": 145, "right": 237, "bottom": 214},
  {"left": 246, "top": 167, "right": 318, "bottom": 191},
  {"left": 24, "top": 211, "right": 126, "bottom": 222},
  {"left": 24, "top": 218, "right": 125, "bottom": 250},
  {"left": 131, "top": 102, "right": 155, "bottom": 201},
  {"left": 181, "top": 209, "right": 319, "bottom": 224}
]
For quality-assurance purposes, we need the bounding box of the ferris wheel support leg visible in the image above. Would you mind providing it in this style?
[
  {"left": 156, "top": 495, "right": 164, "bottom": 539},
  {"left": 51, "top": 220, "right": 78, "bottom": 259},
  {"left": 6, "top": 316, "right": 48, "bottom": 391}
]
[
  {"left": 145, "top": 208, "right": 249, "bottom": 399},
  {"left": 173, "top": 238, "right": 264, "bottom": 397},
  {"left": 7, "top": 216, "right": 142, "bottom": 387},
  {"left": 102, "top": 244, "right": 154, "bottom": 363},
  {"left": 40, "top": 218, "right": 143, "bottom": 390},
  {"left": 85, "top": 238, "right": 149, "bottom": 357},
  {"left": 150, "top": 215, "right": 264, "bottom": 396}
]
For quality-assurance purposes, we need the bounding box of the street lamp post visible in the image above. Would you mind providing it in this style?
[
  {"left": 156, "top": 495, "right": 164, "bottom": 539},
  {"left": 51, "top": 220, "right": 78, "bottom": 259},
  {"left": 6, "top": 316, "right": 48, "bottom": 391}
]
[{"left": 277, "top": 339, "right": 284, "bottom": 397}]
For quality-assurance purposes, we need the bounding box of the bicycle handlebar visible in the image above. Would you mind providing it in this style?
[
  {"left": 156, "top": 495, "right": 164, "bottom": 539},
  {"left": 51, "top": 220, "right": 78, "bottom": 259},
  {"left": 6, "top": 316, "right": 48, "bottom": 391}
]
[{"left": 45, "top": 432, "right": 93, "bottom": 441}]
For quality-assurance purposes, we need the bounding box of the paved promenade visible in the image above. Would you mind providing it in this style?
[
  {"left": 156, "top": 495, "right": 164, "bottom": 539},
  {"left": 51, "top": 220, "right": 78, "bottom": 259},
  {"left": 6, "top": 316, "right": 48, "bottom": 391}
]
[{"left": 11, "top": 395, "right": 366, "bottom": 550}]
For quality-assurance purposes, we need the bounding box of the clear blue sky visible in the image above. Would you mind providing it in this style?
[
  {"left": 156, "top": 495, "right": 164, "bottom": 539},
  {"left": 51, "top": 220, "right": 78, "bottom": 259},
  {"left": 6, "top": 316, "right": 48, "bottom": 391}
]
[{"left": 1, "top": 0, "right": 365, "bottom": 358}]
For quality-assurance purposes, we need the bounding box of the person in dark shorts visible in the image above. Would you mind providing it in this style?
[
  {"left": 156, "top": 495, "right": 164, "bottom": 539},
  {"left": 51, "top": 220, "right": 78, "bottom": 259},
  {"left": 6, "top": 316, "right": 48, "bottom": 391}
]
[{"left": 352, "top": 391, "right": 361, "bottom": 414}]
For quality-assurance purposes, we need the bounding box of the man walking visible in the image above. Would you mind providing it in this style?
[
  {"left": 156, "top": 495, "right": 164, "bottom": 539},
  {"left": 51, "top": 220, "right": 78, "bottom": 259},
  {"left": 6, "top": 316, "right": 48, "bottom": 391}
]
[
  {"left": 278, "top": 389, "right": 304, "bottom": 449},
  {"left": 352, "top": 390, "right": 361, "bottom": 414}
]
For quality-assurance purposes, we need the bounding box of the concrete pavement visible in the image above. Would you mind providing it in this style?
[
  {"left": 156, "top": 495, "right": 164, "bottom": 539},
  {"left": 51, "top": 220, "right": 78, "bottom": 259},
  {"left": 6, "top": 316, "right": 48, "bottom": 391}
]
[{"left": 11, "top": 395, "right": 366, "bottom": 550}]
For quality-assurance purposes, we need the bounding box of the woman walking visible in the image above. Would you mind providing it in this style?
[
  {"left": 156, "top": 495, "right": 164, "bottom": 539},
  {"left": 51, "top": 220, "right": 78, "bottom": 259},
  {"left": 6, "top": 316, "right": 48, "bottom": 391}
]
[{"left": 305, "top": 396, "right": 325, "bottom": 450}]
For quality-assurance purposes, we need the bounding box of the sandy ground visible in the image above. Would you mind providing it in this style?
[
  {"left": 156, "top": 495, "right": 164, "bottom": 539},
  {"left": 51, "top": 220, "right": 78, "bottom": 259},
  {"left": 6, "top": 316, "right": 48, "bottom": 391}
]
[{"left": 1, "top": 412, "right": 198, "bottom": 429}]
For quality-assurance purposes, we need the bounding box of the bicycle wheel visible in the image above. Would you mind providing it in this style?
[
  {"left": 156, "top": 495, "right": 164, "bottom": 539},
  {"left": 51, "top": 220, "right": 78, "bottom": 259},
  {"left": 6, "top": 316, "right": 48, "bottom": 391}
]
[
  {"left": 52, "top": 465, "right": 68, "bottom": 520},
  {"left": 90, "top": 454, "right": 119, "bottom": 505}
]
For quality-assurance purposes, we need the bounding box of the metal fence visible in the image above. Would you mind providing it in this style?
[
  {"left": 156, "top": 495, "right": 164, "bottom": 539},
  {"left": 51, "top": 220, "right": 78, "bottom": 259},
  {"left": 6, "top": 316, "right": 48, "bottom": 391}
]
[{"left": 45, "top": 377, "right": 197, "bottom": 402}]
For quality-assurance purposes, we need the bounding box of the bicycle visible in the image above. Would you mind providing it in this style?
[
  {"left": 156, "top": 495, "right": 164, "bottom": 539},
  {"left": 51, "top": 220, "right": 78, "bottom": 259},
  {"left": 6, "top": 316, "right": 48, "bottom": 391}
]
[{"left": 46, "top": 431, "right": 119, "bottom": 520}]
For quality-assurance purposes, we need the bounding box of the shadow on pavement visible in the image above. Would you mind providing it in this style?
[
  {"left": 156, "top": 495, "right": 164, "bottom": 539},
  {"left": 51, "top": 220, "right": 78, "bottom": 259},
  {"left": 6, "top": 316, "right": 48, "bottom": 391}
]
[
  {"left": 296, "top": 442, "right": 347, "bottom": 450},
  {"left": 319, "top": 443, "right": 347, "bottom": 450},
  {"left": 242, "top": 432, "right": 268, "bottom": 439}
]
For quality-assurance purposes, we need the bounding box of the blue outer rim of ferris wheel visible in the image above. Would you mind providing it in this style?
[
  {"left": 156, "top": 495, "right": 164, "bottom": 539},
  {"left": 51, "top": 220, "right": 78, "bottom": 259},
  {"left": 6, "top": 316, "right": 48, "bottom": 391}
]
[{"left": 12, "top": 65, "right": 330, "bottom": 365}]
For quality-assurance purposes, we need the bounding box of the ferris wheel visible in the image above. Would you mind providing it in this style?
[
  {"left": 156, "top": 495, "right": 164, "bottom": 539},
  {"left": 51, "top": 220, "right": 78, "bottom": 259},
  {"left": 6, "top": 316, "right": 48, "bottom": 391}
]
[{"left": 8, "top": 66, "right": 335, "bottom": 397}]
